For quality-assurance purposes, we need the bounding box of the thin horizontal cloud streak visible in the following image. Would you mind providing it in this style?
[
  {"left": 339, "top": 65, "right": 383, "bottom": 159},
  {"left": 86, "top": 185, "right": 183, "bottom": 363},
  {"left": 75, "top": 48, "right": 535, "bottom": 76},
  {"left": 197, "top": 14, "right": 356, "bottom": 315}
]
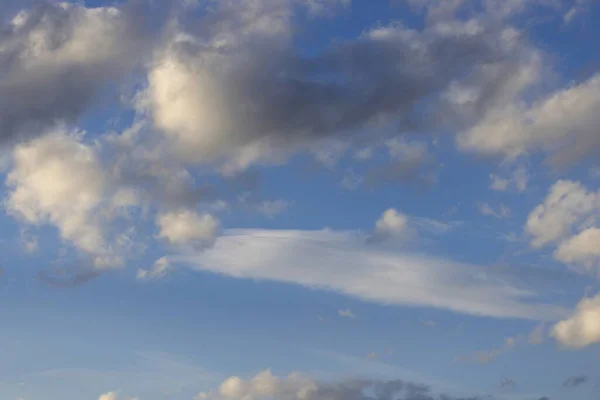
[{"left": 176, "top": 229, "right": 567, "bottom": 320}]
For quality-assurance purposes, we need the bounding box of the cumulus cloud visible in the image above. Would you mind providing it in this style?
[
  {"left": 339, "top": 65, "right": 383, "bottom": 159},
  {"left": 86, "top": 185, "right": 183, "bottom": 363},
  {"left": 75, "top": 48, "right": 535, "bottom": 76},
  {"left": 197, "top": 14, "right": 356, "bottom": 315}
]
[
  {"left": 141, "top": 0, "right": 541, "bottom": 172},
  {"left": 0, "top": 1, "right": 145, "bottom": 146},
  {"left": 98, "top": 391, "right": 138, "bottom": 400},
  {"left": 525, "top": 180, "right": 600, "bottom": 273},
  {"left": 196, "top": 369, "right": 490, "bottom": 400},
  {"left": 374, "top": 209, "right": 410, "bottom": 239},
  {"left": 4, "top": 129, "right": 131, "bottom": 268},
  {"left": 552, "top": 294, "right": 600, "bottom": 348},
  {"left": 175, "top": 228, "right": 567, "bottom": 320},
  {"left": 458, "top": 73, "right": 600, "bottom": 166},
  {"left": 99, "top": 393, "right": 119, "bottom": 400},
  {"left": 554, "top": 228, "right": 600, "bottom": 271},
  {"left": 156, "top": 209, "right": 220, "bottom": 248}
]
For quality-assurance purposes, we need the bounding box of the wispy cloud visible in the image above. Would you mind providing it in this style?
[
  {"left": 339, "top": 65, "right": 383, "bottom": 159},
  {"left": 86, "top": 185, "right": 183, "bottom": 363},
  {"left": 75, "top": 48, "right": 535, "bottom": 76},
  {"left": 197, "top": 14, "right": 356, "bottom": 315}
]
[{"left": 175, "top": 229, "right": 567, "bottom": 320}]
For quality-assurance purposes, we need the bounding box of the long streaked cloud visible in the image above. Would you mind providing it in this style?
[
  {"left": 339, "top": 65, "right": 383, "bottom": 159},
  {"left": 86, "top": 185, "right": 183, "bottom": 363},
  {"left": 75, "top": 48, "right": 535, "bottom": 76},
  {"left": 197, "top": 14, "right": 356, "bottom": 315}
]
[{"left": 174, "top": 228, "right": 567, "bottom": 320}]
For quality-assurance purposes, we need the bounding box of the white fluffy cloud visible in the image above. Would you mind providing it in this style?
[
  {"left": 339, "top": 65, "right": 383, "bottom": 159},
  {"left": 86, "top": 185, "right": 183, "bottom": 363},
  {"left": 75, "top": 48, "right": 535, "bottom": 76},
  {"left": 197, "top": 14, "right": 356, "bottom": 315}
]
[
  {"left": 175, "top": 228, "right": 566, "bottom": 320},
  {"left": 98, "top": 392, "right": 138, "bottom": 400},
  {"left": 458, "top": 73, "right": 600, "bottom": 165},
  {"left": 554, "top": 228, "right": 600, "bottom": 272},
  {"left": 552, "top": 294, "right": 600, "bottom": 348},
  {"left": 156, "top": 209, "right": 220, "bottom": 248},
  {"left": 525, "top": 180, "right": 599, "bottom": 247},
  {"left": 525, "top": 180, "right": 600, "bottom": 273},
  {"left": 4, "top": 130, "right": 127, "bottom": 268},
  {"left": 374, "top": 209, "right": 409, "bottom": 238}
]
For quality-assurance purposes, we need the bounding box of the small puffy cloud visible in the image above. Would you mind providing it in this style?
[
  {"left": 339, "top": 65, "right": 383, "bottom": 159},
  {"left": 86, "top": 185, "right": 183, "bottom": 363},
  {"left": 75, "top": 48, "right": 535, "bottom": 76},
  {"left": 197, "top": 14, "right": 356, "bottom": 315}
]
[
  {"left": 525, "top": 180, "right": 600, "bottom": 273},
  {"left": 156, "top": 209, "right": 220, "bottom": 248},
  {"left": 98, "top": 392, "right": 138, "bottom": 400},
  {"left": 137, "top": 257, "right": 171, "bottom": 281},
  {"left": 552, "top": 294, "right": 600, "bottom": 348},
  {"left": 338, "top": 309, "right": 356, "bottom": 318},
  {"left": 374, "top": 209, "right": 409, "bottom": 238},
  {"left": 525, "top": 180, "right": 599, "bottom": 248}
]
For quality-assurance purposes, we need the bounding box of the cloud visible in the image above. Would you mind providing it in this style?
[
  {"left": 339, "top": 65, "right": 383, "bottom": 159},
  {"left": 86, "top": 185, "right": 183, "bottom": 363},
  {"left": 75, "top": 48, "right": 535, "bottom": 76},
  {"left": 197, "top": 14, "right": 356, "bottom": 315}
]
[
  {"left": 554, "top": 228, "right": 600, "bottom": 271},
  {"left": 374, "top": 209, "right": 410, "bottom": 239},
  {"left": 98, "top": 391, "right": 138, "bottom": 400},
  {"left": 562, "top": 375, "right": 588, "bottom": 388},
  {"left": 338, "top": 309, "right": 356, "bottom": 319},
  {"left": 458, "top": 335, "right": 519, "bottom": 363},
  {"left": 552, "top": 294, "right": 600, "bottom": 348},
  {"left": 141, "top": 0, "right": 539, "bottom": 172},
  {"left": 136, "top": 257, "right": 172, "bottom": 281},
  {"left": 156, "top": 209, "right": 220, "bottom": 248},
  {"left": 4, "top": 129, "right": 131, "bottom": 268},
  {"left": 525, "top": 180, "right": 600, "bottom": 274},
  {"left": 195, "top": 369, "right": 491, "bottom": 400},
  {"left": 490, "top": 166, "right": 529, "bottom": 192},
  {"left": 477, "top": 203, "right": 511, "bottom": 219},
  {"left": 457, "top": 72, "right": 600, "bottom": 166},
  {"left": 526, "top": 180, "right": 600, "bottom": 248},
  {"left": 175, "top": 228, "right": 567, "bottom": 320},
  {"left": 0, "top": 1, "right": 145, "bottom": 146}
]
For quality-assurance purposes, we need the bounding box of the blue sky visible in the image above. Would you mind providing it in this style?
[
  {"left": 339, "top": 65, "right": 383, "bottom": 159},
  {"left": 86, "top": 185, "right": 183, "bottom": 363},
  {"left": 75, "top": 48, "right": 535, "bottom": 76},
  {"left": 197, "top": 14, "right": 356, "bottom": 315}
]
[{"left": 1, "top": 1, "right": 600, "bottom": 400}]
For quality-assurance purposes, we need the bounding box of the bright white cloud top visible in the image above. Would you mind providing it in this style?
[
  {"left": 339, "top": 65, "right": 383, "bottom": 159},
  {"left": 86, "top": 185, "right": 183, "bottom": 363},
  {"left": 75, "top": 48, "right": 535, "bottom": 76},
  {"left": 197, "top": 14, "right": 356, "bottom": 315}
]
[{"left": 1, "top": 1, "right": 599, "bottom": 399}]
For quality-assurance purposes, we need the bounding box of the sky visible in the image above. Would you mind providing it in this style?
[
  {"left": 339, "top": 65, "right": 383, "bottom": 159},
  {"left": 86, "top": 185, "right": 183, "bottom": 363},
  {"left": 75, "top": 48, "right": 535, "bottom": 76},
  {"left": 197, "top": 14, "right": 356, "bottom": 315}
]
[{"left": 0, "top": 0, "right": 600, "bottom": 399}]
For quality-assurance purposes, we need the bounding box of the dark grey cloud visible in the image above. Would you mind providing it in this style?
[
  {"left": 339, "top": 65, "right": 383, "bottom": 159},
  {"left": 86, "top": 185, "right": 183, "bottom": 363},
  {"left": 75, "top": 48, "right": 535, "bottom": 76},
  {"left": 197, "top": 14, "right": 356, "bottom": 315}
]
[
  {"left": 562, "top": 375, "right": 588, "bottom": 388},
  {"left": 146, "top": 0, "right": 538, "bottom": 170},
  {"left": 0, "top": 0, "right": 150, "bottom": 147}
]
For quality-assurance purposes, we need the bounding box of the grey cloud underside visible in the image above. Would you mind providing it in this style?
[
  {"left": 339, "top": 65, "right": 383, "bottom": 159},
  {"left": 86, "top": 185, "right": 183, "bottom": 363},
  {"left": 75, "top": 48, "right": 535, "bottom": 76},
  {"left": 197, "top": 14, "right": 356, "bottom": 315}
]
[
  {"left": 304, "top": 379, "right": 482, "bottom": 400},
  {"left": 0, "top": 1, "right": 148, "bottom": 146},
  {"left": 164, "top": 19, "right": 526, "bottom": 155}
]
